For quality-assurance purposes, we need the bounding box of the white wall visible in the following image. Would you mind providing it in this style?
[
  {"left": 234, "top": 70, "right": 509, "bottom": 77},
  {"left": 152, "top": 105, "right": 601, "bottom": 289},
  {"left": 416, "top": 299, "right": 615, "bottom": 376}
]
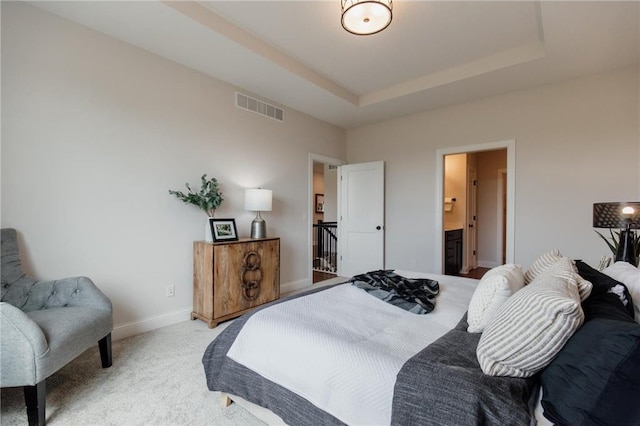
[
  {"left": 347, "top": 66, "right": 640, "bottom": 272},
  {"left": 1, "top": 3, "right": 346, "bottom": 338}
]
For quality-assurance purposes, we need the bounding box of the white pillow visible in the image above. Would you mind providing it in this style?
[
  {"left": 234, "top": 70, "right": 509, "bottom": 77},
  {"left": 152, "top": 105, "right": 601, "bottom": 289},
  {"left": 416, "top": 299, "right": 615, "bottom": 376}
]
[
  {"left": 524, "top": 249, "right": 593, "bottom": 301},
  {"left": 467, "top": 264, "right": 524, "bottom": 333},
  {"left": 603, "top": 261, "right": 640, "bottom": 323},
  {"left": 477, "top": 259, "right": 584, "bottom": 378}
]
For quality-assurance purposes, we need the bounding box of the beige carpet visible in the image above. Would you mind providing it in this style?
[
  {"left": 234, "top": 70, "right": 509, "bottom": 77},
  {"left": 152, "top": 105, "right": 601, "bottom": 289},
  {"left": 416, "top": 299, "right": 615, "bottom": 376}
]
[{"left": 0, "top": 319, "right": 266, "bottom": 426}]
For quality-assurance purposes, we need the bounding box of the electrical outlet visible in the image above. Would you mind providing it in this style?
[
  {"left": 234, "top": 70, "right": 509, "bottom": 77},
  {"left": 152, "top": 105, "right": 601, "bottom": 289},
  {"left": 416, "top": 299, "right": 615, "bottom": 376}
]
[{"left": 166, "top": 284, "right": 175, "bottom": 297}]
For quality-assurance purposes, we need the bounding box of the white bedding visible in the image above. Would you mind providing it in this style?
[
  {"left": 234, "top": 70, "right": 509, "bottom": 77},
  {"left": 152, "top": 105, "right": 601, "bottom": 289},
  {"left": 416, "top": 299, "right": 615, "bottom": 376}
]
[{"left": 227, "top": 271, "right": 479, "bottom": 425}]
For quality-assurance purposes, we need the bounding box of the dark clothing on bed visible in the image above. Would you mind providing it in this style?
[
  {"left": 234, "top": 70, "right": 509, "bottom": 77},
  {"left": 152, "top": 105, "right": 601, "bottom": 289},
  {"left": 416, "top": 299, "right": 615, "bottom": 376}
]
[{"left": 350, "top": 269, "right": 440, "bottom": 314}]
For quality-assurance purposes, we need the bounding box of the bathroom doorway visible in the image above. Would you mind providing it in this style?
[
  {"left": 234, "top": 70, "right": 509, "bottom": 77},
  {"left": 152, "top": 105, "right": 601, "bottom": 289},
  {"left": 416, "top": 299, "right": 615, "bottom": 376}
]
[{"left": 439, "top": 140, "right": 515, "bottom": 276}]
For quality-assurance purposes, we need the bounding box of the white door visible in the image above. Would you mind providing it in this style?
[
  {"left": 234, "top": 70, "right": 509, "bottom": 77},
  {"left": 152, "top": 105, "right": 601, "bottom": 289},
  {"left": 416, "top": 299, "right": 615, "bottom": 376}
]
[{"left": 338, "top": 161, "right": 385, "bottom": 277}]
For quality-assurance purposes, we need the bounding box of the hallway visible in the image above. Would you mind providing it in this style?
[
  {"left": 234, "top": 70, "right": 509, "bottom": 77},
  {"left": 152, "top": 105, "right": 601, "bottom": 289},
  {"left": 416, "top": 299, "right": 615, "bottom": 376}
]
[
  {"left": 459, "top": 267, "right": 490, "bottom": 280},
  {"left": 313, "top": 270, "right": 337, "bottom": 283}
]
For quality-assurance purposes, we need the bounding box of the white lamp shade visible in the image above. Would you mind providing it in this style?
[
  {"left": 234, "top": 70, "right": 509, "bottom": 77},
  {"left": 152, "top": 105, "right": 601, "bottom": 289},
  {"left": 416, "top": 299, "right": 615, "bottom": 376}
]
[{"left": 245, "top": 188, "right": 272, "bottom": 212}]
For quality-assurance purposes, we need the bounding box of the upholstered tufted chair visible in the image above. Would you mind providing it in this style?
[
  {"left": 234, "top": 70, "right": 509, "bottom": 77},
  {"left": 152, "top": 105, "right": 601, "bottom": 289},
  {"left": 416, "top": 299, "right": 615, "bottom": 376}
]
[{"left": 0, "top": 228, "right": 113, "bottom": 426}]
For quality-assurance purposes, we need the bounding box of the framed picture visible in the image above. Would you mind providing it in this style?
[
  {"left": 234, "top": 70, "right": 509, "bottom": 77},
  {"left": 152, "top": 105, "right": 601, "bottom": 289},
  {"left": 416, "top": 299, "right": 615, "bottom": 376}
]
[
  {"left": 315, "top": 194, "right": 325, "bottom": 213},
  {"left": 209, "top": 218, "right": 239, "bottom": 242}
]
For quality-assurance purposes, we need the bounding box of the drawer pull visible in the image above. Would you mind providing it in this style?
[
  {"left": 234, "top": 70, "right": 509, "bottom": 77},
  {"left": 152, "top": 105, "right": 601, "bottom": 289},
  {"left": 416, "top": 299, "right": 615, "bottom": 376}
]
[{"left": 241, "top": 251, "right": 262, "bottom": 301}]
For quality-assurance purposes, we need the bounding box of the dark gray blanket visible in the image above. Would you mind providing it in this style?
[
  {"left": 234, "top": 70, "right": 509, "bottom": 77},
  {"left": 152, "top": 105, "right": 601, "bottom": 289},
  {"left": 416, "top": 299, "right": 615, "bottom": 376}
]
[
  {"left": 350, "top": 269, "right": 439, "bottom": 314},
  {"left": 202, "top": 285, "right": 536, "bottom": 426},
  {"left": 393, "top": 316, "right": 537, "bottom": 426}
]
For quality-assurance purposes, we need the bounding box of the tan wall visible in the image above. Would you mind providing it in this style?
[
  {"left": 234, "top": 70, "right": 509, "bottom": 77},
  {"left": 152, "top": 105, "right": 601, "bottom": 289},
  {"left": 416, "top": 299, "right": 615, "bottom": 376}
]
[
  {"left": 444, "top": 153, "right": 466, "bottom": 230},
  {"left": 1, "top": 3, "right": 346, "bottom": 337},
  {"left": 477, "top": 149, "right": 508, "bottom": 267},
  {"left": 323, "top": 165, "right": 338, "bottom": 223},
  {"left": 347, "top": 66, "right": 640, "bottom": 272},
  {"left": 313, "top": 169, "right": 325, "bottom": 225}
]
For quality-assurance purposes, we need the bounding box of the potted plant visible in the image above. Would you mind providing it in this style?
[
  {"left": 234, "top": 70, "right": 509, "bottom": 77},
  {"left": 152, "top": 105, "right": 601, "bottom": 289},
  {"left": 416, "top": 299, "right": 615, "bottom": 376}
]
[
  {"left": 595, "top": 229, "right": 640, "bottom": 265},
  {"left": 169, "top": 174, "right": 224, "bottom": 241}
]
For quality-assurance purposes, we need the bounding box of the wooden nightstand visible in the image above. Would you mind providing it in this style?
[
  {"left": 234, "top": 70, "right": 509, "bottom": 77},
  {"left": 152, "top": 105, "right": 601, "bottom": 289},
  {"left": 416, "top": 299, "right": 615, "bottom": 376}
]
[{"left": 191, "top": 237, "right": 280, "bottom": 328}]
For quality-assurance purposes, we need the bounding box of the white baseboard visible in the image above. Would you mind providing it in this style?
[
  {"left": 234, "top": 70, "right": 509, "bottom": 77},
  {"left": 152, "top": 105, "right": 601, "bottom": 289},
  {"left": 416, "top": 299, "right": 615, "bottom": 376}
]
[
  {"left": 112, "top": 307, "right": 192, "bottom": 341},
  {"left": 280, "top": 278, "right": 311, "bottom": 295},
  {"left": 478, "top": 260, "right": 501, "bottom": 268},
  {"left": 113, "top": 278, "right": 318, "bottom": 341}
]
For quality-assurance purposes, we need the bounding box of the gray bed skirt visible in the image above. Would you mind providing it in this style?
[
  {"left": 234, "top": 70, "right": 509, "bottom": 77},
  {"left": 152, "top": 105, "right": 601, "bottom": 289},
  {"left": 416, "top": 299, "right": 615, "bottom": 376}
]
[{"left": 202, "top": 284, "right": 537, "bottom": 425}]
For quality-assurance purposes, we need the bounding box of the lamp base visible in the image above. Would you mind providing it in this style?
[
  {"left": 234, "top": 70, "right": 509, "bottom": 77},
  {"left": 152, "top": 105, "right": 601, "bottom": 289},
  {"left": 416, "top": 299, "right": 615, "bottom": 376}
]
[
  {"left": 615, "top": 228, "right": 637, "bottom": 266},
  {"left": 250, "top": 213, "right": 267, "bottom": 239}
]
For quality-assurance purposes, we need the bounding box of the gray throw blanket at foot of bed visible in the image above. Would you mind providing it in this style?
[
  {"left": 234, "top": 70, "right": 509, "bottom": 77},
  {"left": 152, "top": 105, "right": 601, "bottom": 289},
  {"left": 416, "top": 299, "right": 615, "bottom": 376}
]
[
  {"left": 392, "top": 315, "right": 537, "bottom": 426},
  {"left": 350, "top": 269, "right": 439, "bottom": 314}
]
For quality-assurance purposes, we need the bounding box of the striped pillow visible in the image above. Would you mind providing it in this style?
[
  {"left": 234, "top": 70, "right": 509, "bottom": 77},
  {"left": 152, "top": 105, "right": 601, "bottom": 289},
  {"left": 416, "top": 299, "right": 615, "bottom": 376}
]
[
  {"left": 524, "top": 249, "right": 593, "bottom": 301},
  {"left": 524, "top": 249, "right": 562, "bottom": 284},
  {"left": 477, "top": 260, "right": 584, "bottom": 378}
]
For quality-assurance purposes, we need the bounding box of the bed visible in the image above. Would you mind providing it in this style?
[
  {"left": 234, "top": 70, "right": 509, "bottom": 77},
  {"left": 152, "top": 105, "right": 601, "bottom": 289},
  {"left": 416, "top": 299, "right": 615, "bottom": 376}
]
[
  {"left": 202, "top": 271, "right": 537, "bottom": 425},
  {"left": 202, "top": 259, "right": 640, "bottom": 426}
]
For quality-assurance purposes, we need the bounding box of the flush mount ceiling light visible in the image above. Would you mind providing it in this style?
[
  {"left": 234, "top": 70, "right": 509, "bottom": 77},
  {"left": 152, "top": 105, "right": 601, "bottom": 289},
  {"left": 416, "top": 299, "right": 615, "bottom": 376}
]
[{"left": 341, "top": 0, "right": 393, "bottom": 36}]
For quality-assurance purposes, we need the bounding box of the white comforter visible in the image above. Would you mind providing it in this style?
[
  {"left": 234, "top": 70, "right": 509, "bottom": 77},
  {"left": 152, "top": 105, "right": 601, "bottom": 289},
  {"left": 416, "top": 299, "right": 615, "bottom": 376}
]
[{"left": 227, "top": 271, "right": 478, "bottom": 425}]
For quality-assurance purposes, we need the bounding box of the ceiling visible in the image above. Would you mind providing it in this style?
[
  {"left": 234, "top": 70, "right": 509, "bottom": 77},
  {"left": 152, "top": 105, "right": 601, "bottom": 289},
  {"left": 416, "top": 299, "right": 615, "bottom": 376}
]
[{"left": 31, "top": 1, "right": 640, "bottom": 129}]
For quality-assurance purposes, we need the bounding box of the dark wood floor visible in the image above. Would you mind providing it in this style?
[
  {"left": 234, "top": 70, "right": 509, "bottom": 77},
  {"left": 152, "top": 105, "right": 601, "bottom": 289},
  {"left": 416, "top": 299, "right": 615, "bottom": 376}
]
[
  {"left": 459, "top": 267, "right": 490, "bottom": 280},
  {"left": 313, "top": 270, "right": 337, "bottom": 283}
]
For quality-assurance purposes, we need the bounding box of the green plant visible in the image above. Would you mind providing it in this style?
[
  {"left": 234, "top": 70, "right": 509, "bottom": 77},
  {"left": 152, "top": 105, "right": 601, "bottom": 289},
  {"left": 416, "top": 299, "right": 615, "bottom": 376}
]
[
  {"left": 169, "top": 174, "right": 223, "bottom": 217},
  {"left": 594, "top": 228, "right": 640, "bottom": 259}
]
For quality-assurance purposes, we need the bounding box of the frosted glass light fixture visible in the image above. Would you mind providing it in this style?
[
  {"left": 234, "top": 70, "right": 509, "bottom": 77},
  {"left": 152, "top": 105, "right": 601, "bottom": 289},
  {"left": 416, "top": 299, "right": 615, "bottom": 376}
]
[
  {"left": 245, "top": 188, "right": 273, "bottom": 239},
  {"left": 341, "top": 0, "right": 392, "bottom": 35}
]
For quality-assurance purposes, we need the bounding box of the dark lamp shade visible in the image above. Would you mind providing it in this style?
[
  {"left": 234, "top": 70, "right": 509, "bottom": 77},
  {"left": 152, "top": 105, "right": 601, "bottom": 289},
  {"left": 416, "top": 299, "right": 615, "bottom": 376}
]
[{"left": 593, "top": 202, "right": 640, "bottom": 229}]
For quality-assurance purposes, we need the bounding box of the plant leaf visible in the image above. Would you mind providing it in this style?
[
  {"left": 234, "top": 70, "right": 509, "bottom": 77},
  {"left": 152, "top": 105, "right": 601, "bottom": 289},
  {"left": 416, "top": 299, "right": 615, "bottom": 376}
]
[
  {"left": 169, "top": 175, "right": 224, "bottom": 215},
  {"left": 594, "top": 230, "right": 617, "bottom": 255}
]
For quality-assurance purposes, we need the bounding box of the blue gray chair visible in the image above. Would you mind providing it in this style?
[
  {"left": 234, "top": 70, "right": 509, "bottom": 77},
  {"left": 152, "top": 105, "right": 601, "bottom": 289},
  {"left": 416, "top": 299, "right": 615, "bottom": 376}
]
[{"left": 0, "top": 228, "right": 113, "bottom": 426}]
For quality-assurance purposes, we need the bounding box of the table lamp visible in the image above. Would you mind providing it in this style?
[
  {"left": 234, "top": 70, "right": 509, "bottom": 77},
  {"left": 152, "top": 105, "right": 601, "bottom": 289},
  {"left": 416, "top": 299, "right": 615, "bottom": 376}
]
[
  {"left": 593, "top": 202, "right": 640, "bottom": 266},
  {"left": 245, "top": 188, "right": 272, "bottom": 239}
]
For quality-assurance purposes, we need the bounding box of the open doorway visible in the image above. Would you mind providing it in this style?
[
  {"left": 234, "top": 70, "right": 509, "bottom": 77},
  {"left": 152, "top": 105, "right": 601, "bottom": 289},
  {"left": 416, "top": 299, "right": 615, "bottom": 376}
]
[
  {"left": 312, "top": 161, "right": 338, "bottom": 283},
  {"left": 443, "top": 149, "right": 507, "bottom": 277},
  {"left": 437, "top": 140, "right": 516, "bottom": 276},
  {"left": 309, "top": 154, "right": 342, "bottom": 285}
]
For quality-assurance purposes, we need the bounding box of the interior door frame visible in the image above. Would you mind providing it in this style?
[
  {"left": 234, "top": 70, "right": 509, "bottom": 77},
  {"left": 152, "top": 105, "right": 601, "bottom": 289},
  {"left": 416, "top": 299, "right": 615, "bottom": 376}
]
[
  {"left": 308, "top": 153, "right": 344, "bottom": 286},
  {"left": 465, "top": 165, "right": 478, "bottom": 273},
  {"left": 497, "top": 168, "right": 508, "bottom": 264},
  {"left": 435, "top": 139, "right": 516, "bottom": 273}
]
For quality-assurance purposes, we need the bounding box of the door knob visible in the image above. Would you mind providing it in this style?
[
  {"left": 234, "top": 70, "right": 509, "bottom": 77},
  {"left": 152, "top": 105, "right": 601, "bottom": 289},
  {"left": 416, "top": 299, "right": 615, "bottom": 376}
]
[{"left": 376, "top": 226, "right": 382, "bottom": 230}]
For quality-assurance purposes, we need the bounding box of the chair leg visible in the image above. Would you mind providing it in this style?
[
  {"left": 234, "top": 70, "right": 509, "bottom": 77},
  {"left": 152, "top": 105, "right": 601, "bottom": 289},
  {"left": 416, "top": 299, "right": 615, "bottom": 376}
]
[
  {"left": 99, "top": 333, "right": 112, "bottom": 368},
  {"left": 24, "top": 381, "right": 46, "bottom": 426}
]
